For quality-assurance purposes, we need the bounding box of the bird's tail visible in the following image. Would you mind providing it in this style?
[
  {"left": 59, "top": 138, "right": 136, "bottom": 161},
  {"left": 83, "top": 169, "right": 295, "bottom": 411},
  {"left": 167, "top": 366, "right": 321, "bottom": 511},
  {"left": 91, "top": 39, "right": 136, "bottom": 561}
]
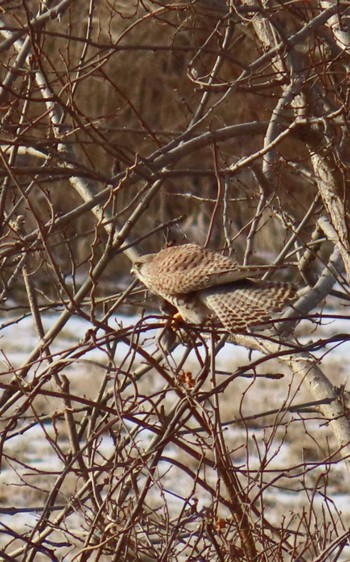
[{"left": 202, "top": 280, "right": 298, "bottom": 333}]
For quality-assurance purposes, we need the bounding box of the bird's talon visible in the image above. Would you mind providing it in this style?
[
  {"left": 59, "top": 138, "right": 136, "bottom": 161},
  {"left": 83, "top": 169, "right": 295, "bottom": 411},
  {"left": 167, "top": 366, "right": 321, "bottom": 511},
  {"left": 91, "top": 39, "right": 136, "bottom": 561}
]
[{"left": 170, "top": 312, "right": 184, "bottom": 331}]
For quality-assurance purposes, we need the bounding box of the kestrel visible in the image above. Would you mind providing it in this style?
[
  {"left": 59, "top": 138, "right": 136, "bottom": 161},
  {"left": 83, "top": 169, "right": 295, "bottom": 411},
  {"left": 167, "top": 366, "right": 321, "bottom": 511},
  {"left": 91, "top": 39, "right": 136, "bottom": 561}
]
[{"left": 131, "top": 244, "right": 297, "bottom": 333}]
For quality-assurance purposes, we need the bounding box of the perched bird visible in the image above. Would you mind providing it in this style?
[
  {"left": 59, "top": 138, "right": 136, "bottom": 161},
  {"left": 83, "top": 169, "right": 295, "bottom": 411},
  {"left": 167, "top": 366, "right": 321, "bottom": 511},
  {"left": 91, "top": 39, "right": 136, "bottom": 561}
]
[{"left": 131, "top": 244, "right": 297, "bottom": 333}]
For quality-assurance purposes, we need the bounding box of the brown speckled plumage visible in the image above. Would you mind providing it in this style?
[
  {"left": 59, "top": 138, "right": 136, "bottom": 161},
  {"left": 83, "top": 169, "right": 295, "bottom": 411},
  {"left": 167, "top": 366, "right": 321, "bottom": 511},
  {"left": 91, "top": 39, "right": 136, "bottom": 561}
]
[{"left": 131, "top": 244, "right": 297, "bottom": 333}]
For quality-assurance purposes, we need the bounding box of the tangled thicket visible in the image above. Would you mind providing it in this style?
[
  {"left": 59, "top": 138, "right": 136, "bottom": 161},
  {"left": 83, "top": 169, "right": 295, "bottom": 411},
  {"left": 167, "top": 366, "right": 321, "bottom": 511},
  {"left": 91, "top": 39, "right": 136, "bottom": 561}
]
[{"left": 1, "top": 1, "right": 350, "bottom": 561}]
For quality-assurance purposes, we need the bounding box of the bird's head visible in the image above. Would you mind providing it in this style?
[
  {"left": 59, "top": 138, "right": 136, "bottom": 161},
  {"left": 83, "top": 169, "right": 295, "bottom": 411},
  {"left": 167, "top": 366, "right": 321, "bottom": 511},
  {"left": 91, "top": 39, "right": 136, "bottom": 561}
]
[{"left": 130, "top": 254, "right": 156, "bottom": 282}]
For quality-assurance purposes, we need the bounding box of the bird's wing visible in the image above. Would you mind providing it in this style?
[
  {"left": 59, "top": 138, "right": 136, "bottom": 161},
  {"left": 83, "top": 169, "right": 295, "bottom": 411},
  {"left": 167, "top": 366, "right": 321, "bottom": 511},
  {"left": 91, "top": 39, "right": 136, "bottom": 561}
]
[
  {"left": 199, "top": 264, "right": 281, "bottom": 288},
  {"left": 149, "top": 266, "right": 269, "bottom": 295},
  {"left": 200, "top": 281, "right": 297, "bottom": 333},
  {"left": 150, "top": 244, "right": 284, "bottom": 294}
]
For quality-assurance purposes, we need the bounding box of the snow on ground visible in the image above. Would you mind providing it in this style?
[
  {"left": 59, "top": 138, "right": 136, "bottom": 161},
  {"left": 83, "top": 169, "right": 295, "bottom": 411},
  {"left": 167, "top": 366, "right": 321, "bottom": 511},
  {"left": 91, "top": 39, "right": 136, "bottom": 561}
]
[{"left": 0, "top": 309, "right": 350, "bottom": 558}]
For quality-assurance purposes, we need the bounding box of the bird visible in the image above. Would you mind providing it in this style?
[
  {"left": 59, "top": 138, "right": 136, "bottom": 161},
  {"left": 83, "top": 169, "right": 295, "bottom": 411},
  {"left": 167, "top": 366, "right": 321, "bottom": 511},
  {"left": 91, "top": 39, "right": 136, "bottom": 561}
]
[{"left": 131, "top": 244, "right": 297, "bottom": 333}]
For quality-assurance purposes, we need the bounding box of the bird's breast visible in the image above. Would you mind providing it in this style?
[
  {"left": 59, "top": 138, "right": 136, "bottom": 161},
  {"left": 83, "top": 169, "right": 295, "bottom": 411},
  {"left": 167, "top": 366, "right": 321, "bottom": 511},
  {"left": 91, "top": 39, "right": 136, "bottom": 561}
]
[{"left": 165, "top": 294, "right": 209, "bottom": 325}]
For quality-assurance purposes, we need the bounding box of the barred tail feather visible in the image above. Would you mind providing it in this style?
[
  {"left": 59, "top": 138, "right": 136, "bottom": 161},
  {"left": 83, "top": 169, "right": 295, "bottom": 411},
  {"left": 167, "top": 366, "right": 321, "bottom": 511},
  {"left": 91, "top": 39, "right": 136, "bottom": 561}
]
[{"left": 202, "top": 280, "right": 298, "bottom": 333}]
